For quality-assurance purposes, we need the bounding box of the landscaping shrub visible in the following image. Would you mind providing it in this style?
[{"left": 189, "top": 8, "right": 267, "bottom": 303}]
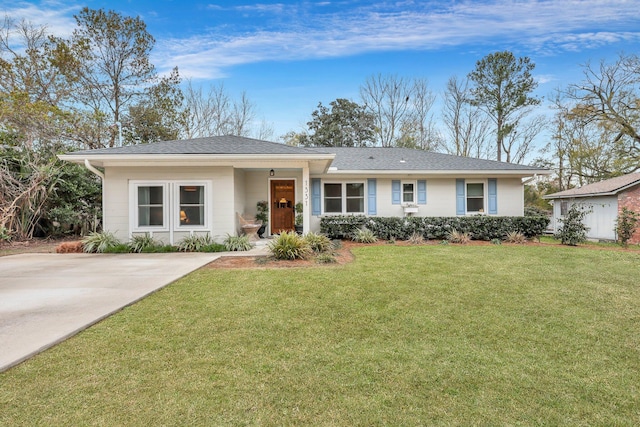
[
  {"left": 303, "top": 232, "right": 333, "bottom": 253},
  {"left": 128, "top": 233, "right": 161, "bottom": 253},
  {"left": 321, "top": 215, "right": 549, "bottom": 241},
  {"left": 268, "top": 231, "right": 311, "bottom": 260},
  {"left": 447, "top": 229, "right": 471, "bottom": 244},
  {"left": 616, "top": 207, "right": 639, "bottom": 247},
  {"left": 315, "top": 252, "right": 337, "bottom": 264},
  {"left": 82, "top": 231, "right": 121, "bottom": 253},
  {"left": 524, "top": 206, "right": 550, "bottom": 217},
  {"left": 141, "top": 245, "right": 179, "bottom": 253},
  {"left": 407, "top": 231, "right": 425, "bottom": 245},
  {"left": 0, "top": 226, "right": 11, "bottom": 243},
  {"left": 223, "top": 234, "right": 253, "bottom": 252},
  {"left": 352, "top": 228, "right": 378, "bottom": 243},
  {"left": 178, "top": 233, "right": 214, "bottom": 252},
  {"left": 102, "top": 243, "right": 131, "bottom": 253},
  {"left": 198, "top": 243, "right": 227, "bottom": 253},
  {"left": 504, "top": 231, "right": 527, "bottom": 244},
  {"left": 555, "top": 204, "right": 590, "bottom": 246}
]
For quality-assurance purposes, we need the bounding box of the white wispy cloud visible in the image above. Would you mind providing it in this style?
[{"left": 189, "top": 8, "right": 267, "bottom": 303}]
[
  {"left": 2, "top": 1, "right": 78, "bottom": 37},
  {"left": 155, "top": 0, "right": 640, "bottom": 79},
  {"left": 4, "top": 1, "right": 639, "bottom": 80}
]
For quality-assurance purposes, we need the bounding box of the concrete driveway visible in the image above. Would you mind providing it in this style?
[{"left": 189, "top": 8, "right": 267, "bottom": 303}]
[{"left": 0, "top": 252, "right": 220, "bottom": 372}]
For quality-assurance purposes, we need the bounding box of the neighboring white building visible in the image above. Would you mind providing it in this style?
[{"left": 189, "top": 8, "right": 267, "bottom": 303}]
[
  {"left": 543, "top": 173, "right": 640, "bottom": 243},
  {"left": 59, "top": 135, "right": 549, "bottom": 244}
]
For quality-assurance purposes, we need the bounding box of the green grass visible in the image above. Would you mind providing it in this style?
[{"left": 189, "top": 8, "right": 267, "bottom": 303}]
[{"left": 2, "top": 245, "right": 640, "bottom": 425}]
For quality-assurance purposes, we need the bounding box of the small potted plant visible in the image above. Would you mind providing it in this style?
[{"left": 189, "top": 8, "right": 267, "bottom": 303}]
[
  {"left": 294, "top": 202, "right": 303, "bottom": 234},
  {"left": 256, "top": 200, "right": 268, "bottom": 238}
]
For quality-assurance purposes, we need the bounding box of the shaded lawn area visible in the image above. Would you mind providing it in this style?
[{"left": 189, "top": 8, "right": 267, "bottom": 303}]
[{"left": 1, "top": 245, "right": 640, "bottom": 425}]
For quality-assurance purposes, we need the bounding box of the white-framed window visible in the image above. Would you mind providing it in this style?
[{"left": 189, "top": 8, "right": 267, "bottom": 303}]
[
  {"left": 323, "top": 182, "right": 365, "bottom": 214},
  {"left": 130, "top": 180, "right": 210, "bottom": 232},
  {"left": 560, "top": 201, "right": 569, "bottom": 216},
  {"left": 402, "top": 181, "right": 415, "bottom": 204},
  {"left": 175, "top": 183, "right": 208, "bottom": 229},
  {"left": 466, "top": 182, "right": 485, "bottom": 213},
  {"left": 324, "top": 183, "right": 342, "bottom": 213},
  {"left": 133, "top": 182, "right": 169, "bottom": 231}
]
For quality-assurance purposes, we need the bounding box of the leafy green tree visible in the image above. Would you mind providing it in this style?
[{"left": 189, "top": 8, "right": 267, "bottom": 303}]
[
  {"left": 124, "top": 67, "right": 187, "bottom": 144},
  {"left": 0, "top": 19, "right": 71, "bottom": 149},
  {"left": 52, "top": 7, "right": 157, "bottom": 148},
  {"left": 303, "top": 98, "right": 375, "bottom": 147},
  {"left": 468, "top": 51, "right": 541, "bottom": 162}
]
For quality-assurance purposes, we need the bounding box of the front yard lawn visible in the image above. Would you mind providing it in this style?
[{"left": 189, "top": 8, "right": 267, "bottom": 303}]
[{"left": 1, "top": 245, "right": 639, "bottom": 425}]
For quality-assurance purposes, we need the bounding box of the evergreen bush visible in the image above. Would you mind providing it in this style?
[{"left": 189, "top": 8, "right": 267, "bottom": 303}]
[
  {"left": 616, "top": 207, "right": 639, "bottom": 247},
  {"left": 321, "top": 215, "right": 549, "bottom": 241},
  {"left": 555, "top": 204, "right": 590, "bottom": 246}
]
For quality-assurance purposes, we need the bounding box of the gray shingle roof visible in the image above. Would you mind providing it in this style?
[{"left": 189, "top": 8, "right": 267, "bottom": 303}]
[
  {"left": 68, "top": 135, "right": 321, "bottom": 156},
  {"left": 544, "top": 173, "right": 640, "bottom": 199},
  {"left": 64, "top": 136, "right": 546, "bottom": 173},
  {"left": 309, "top": 147, "right": 545, "bottom": 171}
]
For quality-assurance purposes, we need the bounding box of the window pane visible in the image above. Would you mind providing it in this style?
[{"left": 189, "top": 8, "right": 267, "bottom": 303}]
[
  {"left": 346, "top": 198, "right": 364, "bottom": 213},
  {"left": 137, "top": 186, "right": 163, "bottom": 227},
  {"left": 180, "top": 186, "right": 204, "bottom": 204},
  {"left": 138, "top": 187, "right": 149, "bottom": 204},
  {"left": 560, "top": 201, "right": 568, "bottom": 216},
  {"left": 324, "top": 183, "right": 342, "bottom": 198},
  {"left": 137, "top": 186, "right": 163, "bottom": 205},
  {"left": 467, "top": 183, "right": 484, "bottom": 197},
  {"left": 139, "top": 206, "right": 163, "bottom": 226},
  {"left": 324, "top": 198, "right": 342, "bottom": 213},
  {"left": 403, "top": 183, "right": 414, "bottom": 203},
  {"left": 346, "top": 183, "right": 364, "bottom": 197},
  {"left": 179, "top": 185, "right": 205, "bottom": 226},
  {"left": 467, "top": 198, "right": 484, "bottom": 212},
  {"left": 181, "top": 206, "right": 203, "bottom": 226}
]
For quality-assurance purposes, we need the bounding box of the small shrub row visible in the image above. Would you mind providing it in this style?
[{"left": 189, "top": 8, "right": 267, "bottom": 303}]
[
  {"left": 320, "top": 215, "right": 549, "bottom": 241},
  {"left": 81, "top": 232, "right": 245, "bottom": 253}
]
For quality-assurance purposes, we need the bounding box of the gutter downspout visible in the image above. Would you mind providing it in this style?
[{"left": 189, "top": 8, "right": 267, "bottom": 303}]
[
  {"left": 84, "top": 159, "right": 105, "bottom": 180},
  {"left": 84, "top": 159, "right": 105, "bottom": 234}
]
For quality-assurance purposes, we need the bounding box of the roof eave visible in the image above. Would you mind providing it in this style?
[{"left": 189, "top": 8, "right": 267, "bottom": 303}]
[
  {"left": 324, "top": 168, "right": 550, "bottom": 176},
  {"left": 58, "top": 153, "right": 336, "bottom": 167},
  {"left": 543, "top": 179, "right": 640, "bottom": 199}
]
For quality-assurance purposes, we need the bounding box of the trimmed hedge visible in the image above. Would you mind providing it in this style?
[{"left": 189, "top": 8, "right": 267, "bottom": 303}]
[{"left": 320, "top": 215, "right": 549, "bottom": 241}]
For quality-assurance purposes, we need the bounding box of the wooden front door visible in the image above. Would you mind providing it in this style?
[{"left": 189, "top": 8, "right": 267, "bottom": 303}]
[{"left": 270, "top": 180, "right": 295, "bottom": 234}]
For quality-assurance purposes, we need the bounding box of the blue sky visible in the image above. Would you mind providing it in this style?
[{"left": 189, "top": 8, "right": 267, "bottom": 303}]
[{"left": 4, "top": 0, "right": 640, "bottom": 153}]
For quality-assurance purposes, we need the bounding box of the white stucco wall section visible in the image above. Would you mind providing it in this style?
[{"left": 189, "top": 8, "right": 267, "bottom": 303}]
[
  {"left": 497, "top": 178, "right": 525, "bottom": 216},
  {"left": 103, "top": 166, "right": 235, "bottom": 243}
]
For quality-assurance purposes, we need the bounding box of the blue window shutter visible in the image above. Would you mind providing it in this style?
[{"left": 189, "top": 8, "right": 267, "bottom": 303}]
[
  {"left": 392, "top": 180, "right": 401, "bottom": 205},
  {"left": 367, "top": 179, "right": 377, "bottom": 215},
  {"left": 311, "top": 178, "right": 321, "bottom": 215},
  {"left": 488, "top": 178, "right": 497, "bottom": 214},
  {"left": 456, "top": 179, "right": 465, "bottom": 215},
  {"left": 417, "top": 180, "right": 427, "bottom": 205}
]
